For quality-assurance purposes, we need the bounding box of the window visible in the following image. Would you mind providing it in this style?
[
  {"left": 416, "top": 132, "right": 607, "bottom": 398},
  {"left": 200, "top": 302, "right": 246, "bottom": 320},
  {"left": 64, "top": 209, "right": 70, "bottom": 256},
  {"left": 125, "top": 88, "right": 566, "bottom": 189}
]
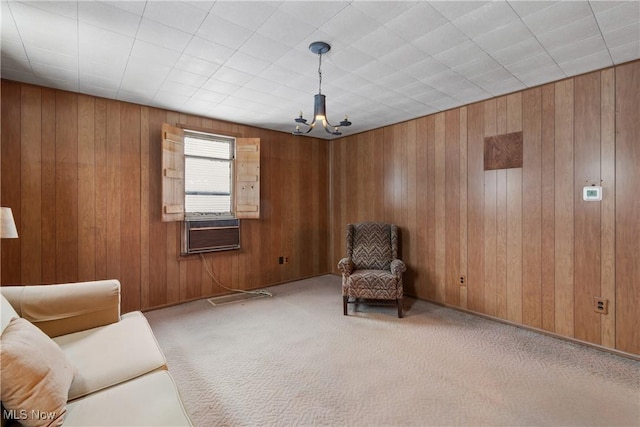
[
  {"left": 184, "top": 130, "right": 234, "bottom": 218},
  {"left": 161, "top": 123, "right": 260, "bottom": 223}
]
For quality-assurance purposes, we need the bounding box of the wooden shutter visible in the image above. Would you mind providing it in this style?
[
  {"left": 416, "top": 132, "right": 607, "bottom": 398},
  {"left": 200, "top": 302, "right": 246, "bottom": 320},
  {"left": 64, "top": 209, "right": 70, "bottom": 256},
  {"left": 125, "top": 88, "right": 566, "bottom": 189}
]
[
  {"left": 235, "top": 138, "right": 260, "bottom": 219},
  {"left": 161, "top": 123, "right": 185, "bottom": 222}
]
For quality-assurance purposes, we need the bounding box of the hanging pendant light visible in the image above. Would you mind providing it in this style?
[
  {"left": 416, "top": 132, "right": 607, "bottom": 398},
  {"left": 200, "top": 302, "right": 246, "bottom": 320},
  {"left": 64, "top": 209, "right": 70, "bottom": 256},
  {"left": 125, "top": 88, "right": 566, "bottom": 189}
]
[{"left": 293, "top": 42, "right": 352, "bottom": 136}]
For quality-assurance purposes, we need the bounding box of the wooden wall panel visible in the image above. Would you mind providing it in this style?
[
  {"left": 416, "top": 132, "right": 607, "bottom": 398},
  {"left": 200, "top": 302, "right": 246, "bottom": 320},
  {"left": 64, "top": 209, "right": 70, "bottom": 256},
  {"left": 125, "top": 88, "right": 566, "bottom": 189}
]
[
  {"left": 444, "top": 110, "right": 460, "bottom": 306},
  {"left": 55, "top": 91, "right": 78, "bottom": 284},
  {"left": 573, "top": 72, "right": 602, "bottom": 344},
  {"left": 615, "top": 62, "right": 640, "bottom": 354},
  {"left": 540, "top": 84, "right": 555, "bottom": 332},
  {"left": 21, "top": 86, "right": 42, "bottom": 284},
  {"left": 522, "top": 88, "right": 542, "bottom": 327},
  {"left": 553, "top": 79, "right": 575, "bottom": 338},
  {"left": 3, "top": 61, "right": 639, "bottom": 357},
  {"left": 2, "top": 81, "right": 330, "bottom": 313},
  {"left": 1, "top": 81, "right": 21, "bottom": 284},
  {"left": 467, "top": 103, "right": 485, "bottom": 313}
]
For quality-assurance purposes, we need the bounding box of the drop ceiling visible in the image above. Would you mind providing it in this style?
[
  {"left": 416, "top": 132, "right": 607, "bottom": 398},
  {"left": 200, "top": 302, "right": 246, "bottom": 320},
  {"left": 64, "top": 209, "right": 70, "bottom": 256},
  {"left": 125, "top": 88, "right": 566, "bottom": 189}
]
[{"left": 2, "top": 1, "right": 639, "bottom": 139}]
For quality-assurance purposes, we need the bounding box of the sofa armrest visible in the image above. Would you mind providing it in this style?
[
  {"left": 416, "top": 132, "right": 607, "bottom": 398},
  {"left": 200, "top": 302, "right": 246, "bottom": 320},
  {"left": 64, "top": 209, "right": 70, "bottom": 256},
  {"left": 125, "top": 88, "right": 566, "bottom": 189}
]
[
  {"left": 0, "top": 280, "right": 121, "bottom": 338},
  {"left": 337, "top": 258, "right": 354, "bottom": 276}
]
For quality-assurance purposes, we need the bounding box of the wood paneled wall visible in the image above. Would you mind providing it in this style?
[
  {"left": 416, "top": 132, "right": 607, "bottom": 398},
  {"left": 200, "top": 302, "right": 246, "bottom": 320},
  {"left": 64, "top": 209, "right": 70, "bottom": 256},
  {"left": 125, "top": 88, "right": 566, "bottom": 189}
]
[
  {"left": 330, "top": 61, "right": 640, "bottom": 355},
  {"left": 1, "top": 80, "right": 330, "bottom": 313}
]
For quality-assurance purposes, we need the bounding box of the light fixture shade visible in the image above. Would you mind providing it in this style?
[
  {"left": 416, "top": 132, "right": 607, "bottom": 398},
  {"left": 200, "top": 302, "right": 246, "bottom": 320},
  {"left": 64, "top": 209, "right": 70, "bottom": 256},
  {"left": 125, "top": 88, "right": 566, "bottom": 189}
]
[{"left": 1, "top": 207, "right": 18, "bottom": 238}]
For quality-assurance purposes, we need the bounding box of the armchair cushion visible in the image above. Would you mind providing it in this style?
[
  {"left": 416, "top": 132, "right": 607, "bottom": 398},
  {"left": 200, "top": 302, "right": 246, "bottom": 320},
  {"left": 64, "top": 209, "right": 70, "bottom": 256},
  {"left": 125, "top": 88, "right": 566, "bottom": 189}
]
[
  {"left": 0, "top": 318, "right": 75, "bottom": 427},
  {"left": 343, "top": 270, "right": 402, "bottom": 299}
]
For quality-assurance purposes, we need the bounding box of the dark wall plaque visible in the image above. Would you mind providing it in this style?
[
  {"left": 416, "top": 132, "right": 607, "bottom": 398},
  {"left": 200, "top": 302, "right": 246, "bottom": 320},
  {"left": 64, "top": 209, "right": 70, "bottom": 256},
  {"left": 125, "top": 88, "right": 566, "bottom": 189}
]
[{"left": 484, "top": 131, "right": 523, "bottom": 170}]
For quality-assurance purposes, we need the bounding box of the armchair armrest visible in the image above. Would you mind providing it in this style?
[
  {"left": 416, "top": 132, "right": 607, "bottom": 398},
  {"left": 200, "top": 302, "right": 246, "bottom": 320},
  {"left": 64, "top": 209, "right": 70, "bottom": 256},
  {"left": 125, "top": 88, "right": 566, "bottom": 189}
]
[
  {"left": 337, "top": 258, "right": 354, "bottom": 276},
  {"left": 0, "top": 280, "right": 121, "bottom": 338},
  {"left": 390, "top": 259, "right": 406, "bottom": 276}
]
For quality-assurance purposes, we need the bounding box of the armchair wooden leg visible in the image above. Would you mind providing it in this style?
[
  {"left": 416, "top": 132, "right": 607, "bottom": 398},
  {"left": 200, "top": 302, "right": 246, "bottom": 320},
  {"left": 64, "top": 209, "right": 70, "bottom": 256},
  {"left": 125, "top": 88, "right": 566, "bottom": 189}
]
[
  {"left": 397, "top": 298, "right": 403, "bottom": 318},
  {"left": 343, "top": 296, "right": 348, "bottom": 315}
]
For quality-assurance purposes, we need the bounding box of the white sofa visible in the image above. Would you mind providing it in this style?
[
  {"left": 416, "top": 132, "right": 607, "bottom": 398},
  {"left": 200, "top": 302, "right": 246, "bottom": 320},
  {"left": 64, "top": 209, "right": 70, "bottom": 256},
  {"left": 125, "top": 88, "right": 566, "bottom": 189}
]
[{"left": 0, "top": 280, "right": 192, "bottom": 426}]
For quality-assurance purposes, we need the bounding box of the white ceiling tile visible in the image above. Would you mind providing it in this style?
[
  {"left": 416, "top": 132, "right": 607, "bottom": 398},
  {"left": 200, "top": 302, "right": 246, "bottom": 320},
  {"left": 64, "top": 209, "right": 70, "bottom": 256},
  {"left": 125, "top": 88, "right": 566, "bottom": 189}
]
[
  {"left": 594, "top": 2, "right": 640, "bottom": 33},
  {"left": 184, "top": 1, "right": 216, "bottom": 13},
  {"left": 78, "top": 1, "right": 141, "bottom": 38},
  {"left": 589, "top": 1, "right": 628, "bottom": 13},
  {"left": 130, "top": 39, "right": 181, "bottom": 68},
  {"left": 549, "top": 36, "right": 609, "bottom": 64},
  {"left": 120, "top": 57, "right": 171, "bottom": 89},
  {"left": 473, "top": 20, "right": 534, "bottom": 54},
  {"left": 603, "top": 23, "right": 640, "bottom": 49},
  {"left": 107, "top": 1, "right": 147, "bottom": 16},
  {"left": 491, "top": 37, "right": 547, "bottom": 66},
  {"left": 384, "top": 2, "right": 448, "bottom": 42},
  {"left": 378, "top": 44, "right": 429, "bottom": 70},
  {"left": 452, "top": 2, "right": 520, "bottom": 38},
  {"left": 224, "top": 52, "right": 271, "bottom": 76},
  {"left": 17, "top": 0, "right": 77, "bottom": 20},
  {"left": 609, "top": 40, "right": 640, "bottom": 63},
  {"left": 31, "top": 62, "right": 77, "bottom": 81},
  {"left": 558, "top": 49, "right": 613, "bottom": 76},
  {"left": 27, "top": 46, "right": 77, "bottom": 71},
  {"left": 143, "top": 1, "right": 207, "bottom": 34},
  {"left": 201, "top": 78, "right": 240, "bottom": 95},
  {"left": 79, "top": 23, "right": 134, "bottom": 67},
  {"left": 523, "top": 1, "right": 593, "bottom": 35},
  {"left": 2, "top": 3, "right": 22, "bottom": 43},
  {"left": 79, "top": 59, "right": 127, "bottom": 80},
  {"left": 79, "top": 84, "right": 118, "bottom": 99},
  {"left": 1, "top": 55, "right": 31, "bottom": 73},
  {"left": 470, "top": 67, "right": 516, "bottom": 87},
  {"left": 404, "top": 57, "right": 449, "bottom": 80},
  {"left": 412, "top": 23, "right": 470, "bottom": 55},
  {"left": 321, "top": 5, "right": 380, "bottom": 44},
  {"left": 278, "top": 1, "right": 349, "bottom": 28},
  {"left": 329, "top": 45, "right": 376, "bottom": 73},
  {"left": 428, "top": 96, "right": 461, "bottom": 111},
  {"left": 482, "top": 77, "right": 526, "bottom": 96},
  {"left": 79, "top": 73, "right": 120, "bottom": 91},
  {"left": 211, "top": 67, "right": 254, "bottom": 86},
  {"left": 190, "top": 89, "right": 228, "bottom": 103},
  {"left": 351, "top": 27, "right": 408, "bottom": 60},
  {"left": 351, "top": 1, "right": 418, "bottom": 24},
  {"left": 537, "top": 16, "right": 601, "bottom": 51},
  {"left": 508, "top": 1, "right": 557, "bottom": 18},
  {"left": 423, "top": 69, "right": 465, "bottom": 88},
  {"left": 166, "top": 68, "right": 208, "bottom": 88},
  {"left": 238, "top": 34, "right": 291, "bottom": 63},
  {"left": 506, "top": 53, "right": 558, "bottom": 75},
  {"left": 434, "top": 41, "right": 486, "bottom": 68},
  {"left": 256, "top": 10, "right": 317, "bottom": 47},
  {"left": 11, "top": 2, "right": 77, "bottom": 56},
  {"left": 136, "top": 19, "right": 192, "bottom": 53},
  {"left": 516, "top": 64, "right": 566, "bottom": 87},
  {"left": 210, "top": 1, "right": 279, "bottom": 31},
  {"left": 353, "top": 60, "right": 396, "bottom": 82},
  {"left": 158, "top": 81, "right": 198, "bottom": 97},
  {"left": 183, "top": 37, "right": 235, "bottom": 65},
  {"left": 452, "top": 55, "right": 501, "bottom": 79},
  {"left": 198, "top": 15, "right": 254, "bottom": 50},
  {"left": 1, "top": 39, "right": 29, "bottom": 62},
  {"left": 429, "top": 1, "right": 489, "bottom": 21},
  {"left": 173, "top": 54, "right": 221, "bottom": 78}
]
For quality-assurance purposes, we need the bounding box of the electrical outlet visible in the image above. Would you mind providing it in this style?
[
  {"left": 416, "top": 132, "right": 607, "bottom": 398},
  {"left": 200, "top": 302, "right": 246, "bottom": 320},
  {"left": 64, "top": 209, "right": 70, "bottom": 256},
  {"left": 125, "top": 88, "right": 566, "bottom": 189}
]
[
  {"left": 284, "top": 256, "right": 289, "bottom": 264},
  {"left": 459, "top": 276, "right": 466, "bottom": 286},
  {"left": 593, "top": 297, "right": 608, "bottom": 314}
]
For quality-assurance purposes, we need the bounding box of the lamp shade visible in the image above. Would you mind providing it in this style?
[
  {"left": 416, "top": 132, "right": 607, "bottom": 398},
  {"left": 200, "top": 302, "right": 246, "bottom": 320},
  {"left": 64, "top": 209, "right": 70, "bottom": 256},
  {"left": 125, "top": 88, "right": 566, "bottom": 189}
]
[{"left": 1, "top": 207, "right": 18, "bottom": 238}]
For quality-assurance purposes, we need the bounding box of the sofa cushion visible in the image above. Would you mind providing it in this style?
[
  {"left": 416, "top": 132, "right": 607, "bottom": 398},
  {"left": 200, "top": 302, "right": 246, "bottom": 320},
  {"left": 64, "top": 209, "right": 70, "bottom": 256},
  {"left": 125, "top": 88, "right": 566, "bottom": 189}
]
[
  {"left": 0, "top": 318, "right": 75, "bottom": 427},
  {"left": 53, "top": 311, "right": 167, "bottom": 400},
  {"left": 64, "top": 370, "right": 192, "bottom": 426},
  {"left": 1, "top": 294, "right": 19, "bottom": 334}
]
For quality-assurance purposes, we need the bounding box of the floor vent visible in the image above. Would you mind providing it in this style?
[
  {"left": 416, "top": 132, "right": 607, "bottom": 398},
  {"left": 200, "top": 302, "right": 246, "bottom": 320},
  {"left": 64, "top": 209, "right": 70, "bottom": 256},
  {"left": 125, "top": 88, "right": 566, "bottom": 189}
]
[{"left": 207, "top": 292, "right": 268, "bottom": 306}]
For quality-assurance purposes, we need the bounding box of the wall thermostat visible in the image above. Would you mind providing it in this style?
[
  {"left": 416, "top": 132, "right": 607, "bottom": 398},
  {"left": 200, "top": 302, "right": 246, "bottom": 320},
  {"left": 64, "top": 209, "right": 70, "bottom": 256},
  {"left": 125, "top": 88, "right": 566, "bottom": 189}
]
[{"left": 583, "top": 186, "right": 602, "bottom": 201}]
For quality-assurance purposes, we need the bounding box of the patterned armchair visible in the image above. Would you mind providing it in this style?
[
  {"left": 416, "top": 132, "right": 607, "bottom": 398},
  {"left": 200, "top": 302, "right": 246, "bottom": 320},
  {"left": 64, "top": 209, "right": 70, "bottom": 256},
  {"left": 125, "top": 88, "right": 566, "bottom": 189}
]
[{"left": 338, "top": 222, "right": 407, "bottom": 318}]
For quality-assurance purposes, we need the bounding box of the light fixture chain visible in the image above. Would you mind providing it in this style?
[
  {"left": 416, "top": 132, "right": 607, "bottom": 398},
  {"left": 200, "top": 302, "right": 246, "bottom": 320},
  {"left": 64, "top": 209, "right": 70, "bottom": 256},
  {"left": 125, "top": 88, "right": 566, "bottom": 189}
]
[{"left": 318, "top": 52, "right": 322, "bottom": 95}]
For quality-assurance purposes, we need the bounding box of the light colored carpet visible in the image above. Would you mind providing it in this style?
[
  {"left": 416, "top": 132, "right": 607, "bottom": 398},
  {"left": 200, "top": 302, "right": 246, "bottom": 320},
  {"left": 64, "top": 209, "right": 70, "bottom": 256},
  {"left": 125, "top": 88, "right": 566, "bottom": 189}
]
[{"left": 145, "top": 275, "right": 640, "bottom": 427}]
